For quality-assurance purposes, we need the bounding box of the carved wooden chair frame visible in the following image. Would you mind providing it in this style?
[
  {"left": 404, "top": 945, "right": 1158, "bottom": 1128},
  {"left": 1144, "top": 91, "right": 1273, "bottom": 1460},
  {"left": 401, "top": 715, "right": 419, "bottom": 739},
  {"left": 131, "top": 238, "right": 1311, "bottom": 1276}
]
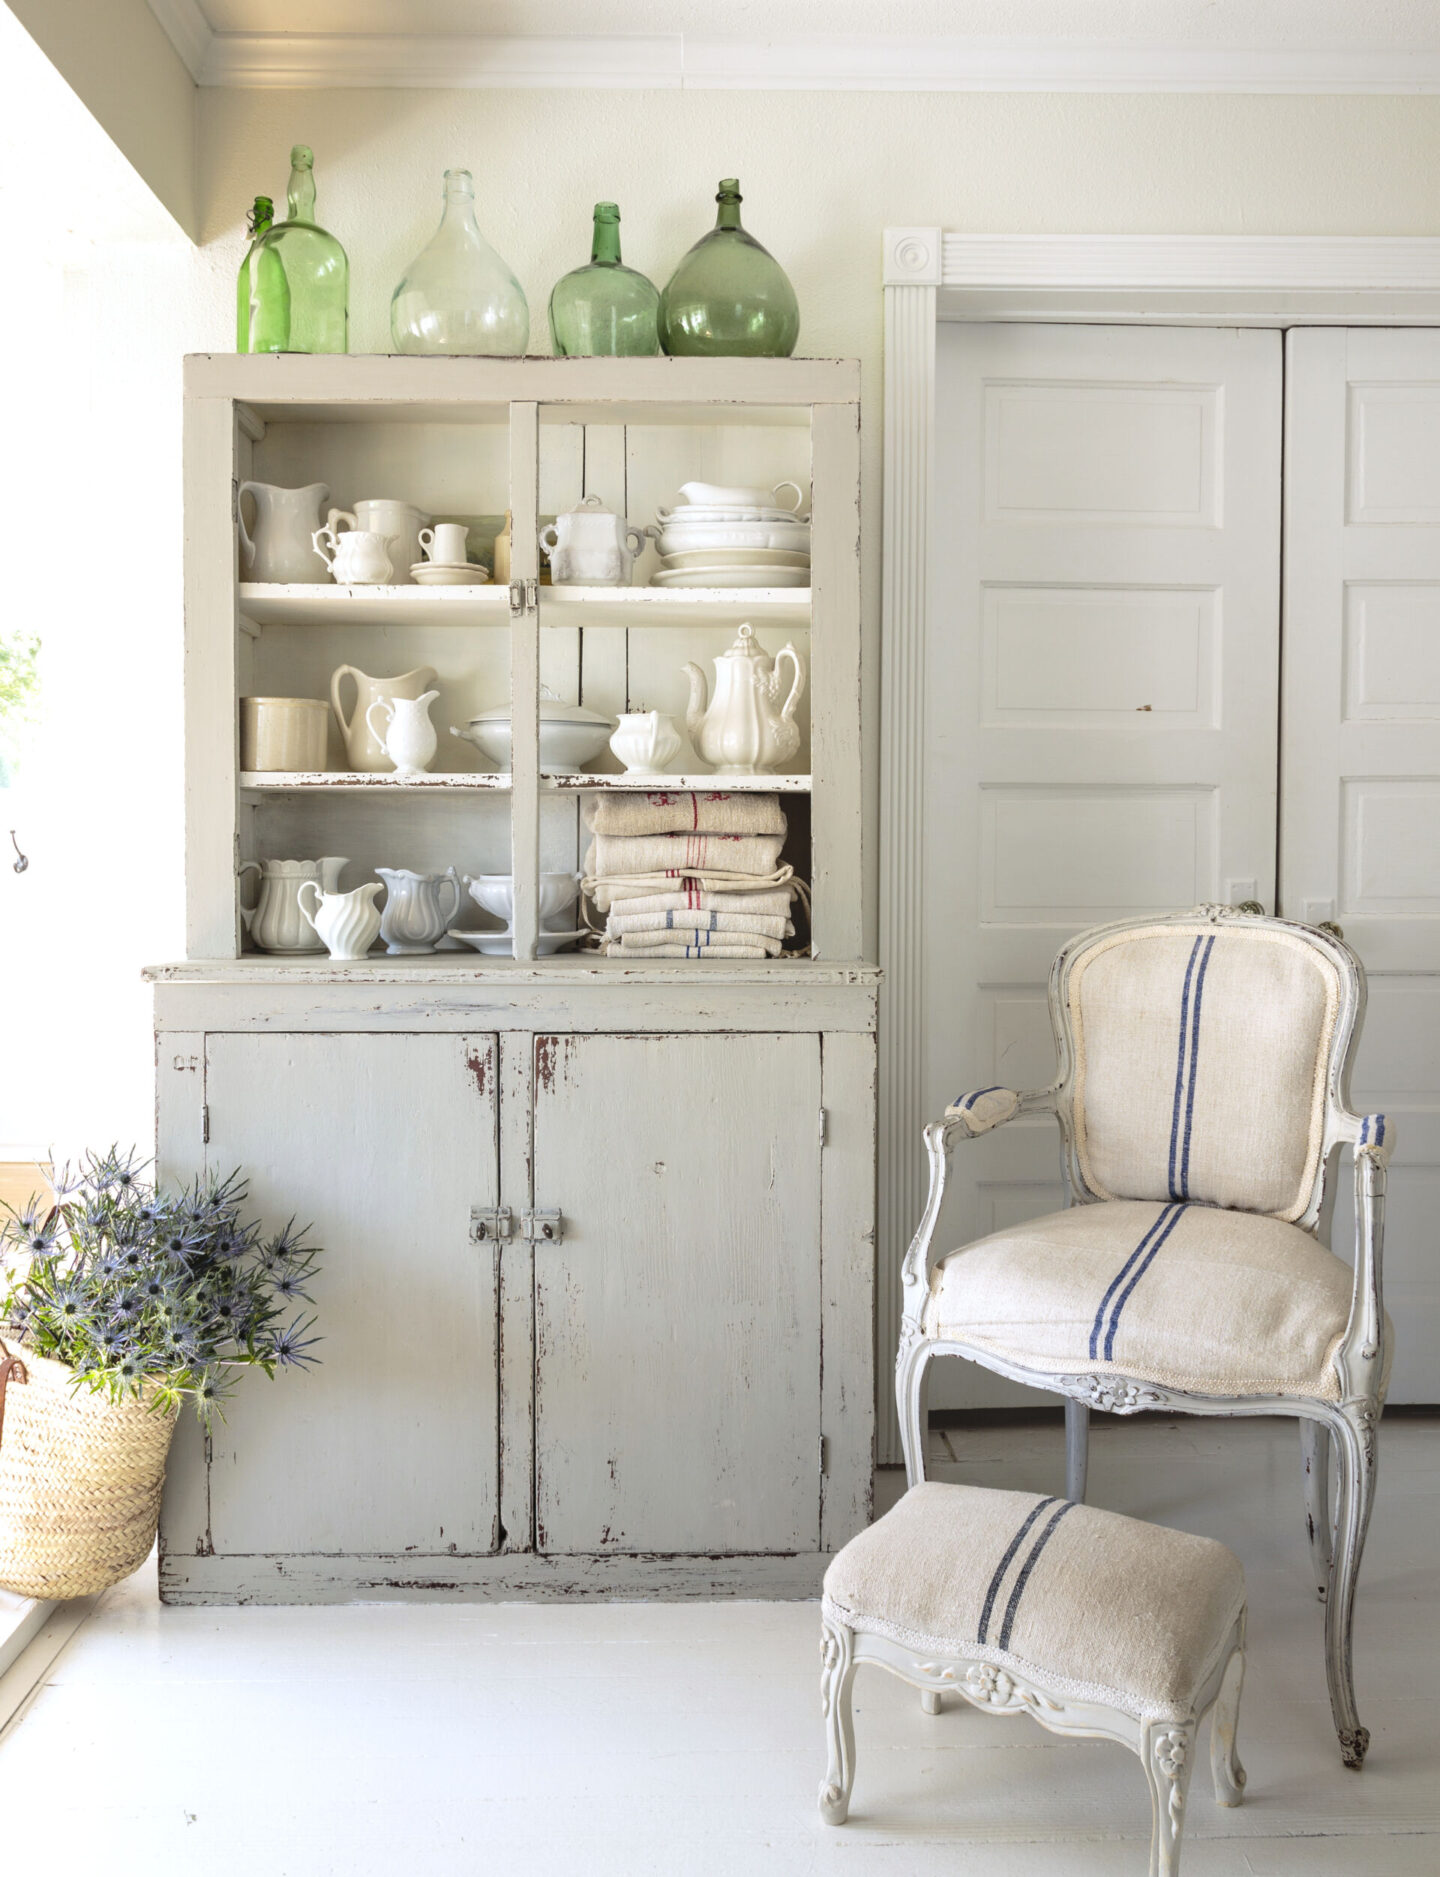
[
  {"left": 819, "top": 1604, "right": 1247, "bottom": 1877},
  {"left": 896, "top": 903, "right": 1389, "bottom": 1768}
]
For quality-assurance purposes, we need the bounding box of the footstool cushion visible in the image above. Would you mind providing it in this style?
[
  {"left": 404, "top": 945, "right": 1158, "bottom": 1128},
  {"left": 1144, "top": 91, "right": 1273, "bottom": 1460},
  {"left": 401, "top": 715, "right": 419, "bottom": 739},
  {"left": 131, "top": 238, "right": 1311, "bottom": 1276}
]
[{"left": 824, "top": 1481, "right": 1244, "bottom": 1721}]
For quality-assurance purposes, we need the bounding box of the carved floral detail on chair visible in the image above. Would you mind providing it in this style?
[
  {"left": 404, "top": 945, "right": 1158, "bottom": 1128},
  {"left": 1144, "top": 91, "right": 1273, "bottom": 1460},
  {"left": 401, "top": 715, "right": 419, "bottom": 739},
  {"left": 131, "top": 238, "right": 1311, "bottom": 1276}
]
[
  {"left": 1058, "top": 1374, "right": 1167, "bottom": 1415},
  {"left": 1153, "top": 1728, "right": 1190, "bottom": 1831}
]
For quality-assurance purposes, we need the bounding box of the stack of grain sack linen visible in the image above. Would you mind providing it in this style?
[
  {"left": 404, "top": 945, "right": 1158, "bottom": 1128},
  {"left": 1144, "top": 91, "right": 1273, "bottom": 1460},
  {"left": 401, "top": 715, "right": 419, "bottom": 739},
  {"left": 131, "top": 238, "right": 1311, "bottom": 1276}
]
[{"left": 584, "top": 791, "right": 800, "bottom": 958}]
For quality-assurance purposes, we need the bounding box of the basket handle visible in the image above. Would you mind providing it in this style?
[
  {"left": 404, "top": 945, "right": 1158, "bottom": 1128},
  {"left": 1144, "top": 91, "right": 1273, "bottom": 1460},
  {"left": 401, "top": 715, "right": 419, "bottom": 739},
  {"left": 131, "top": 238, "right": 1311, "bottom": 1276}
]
[{"left": 0, "top": 1340, "right": 29, "bottom": 1453}]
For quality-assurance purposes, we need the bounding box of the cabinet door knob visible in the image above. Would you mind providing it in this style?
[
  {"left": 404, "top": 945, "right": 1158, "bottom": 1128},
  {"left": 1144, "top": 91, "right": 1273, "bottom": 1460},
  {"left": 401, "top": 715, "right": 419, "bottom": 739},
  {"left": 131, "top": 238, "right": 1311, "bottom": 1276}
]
[
  {"left": 470, "top": 1206, "right": 512, "bottom": 1243},
  {"left": 522, "top": 1208, "right": 565, "bottom": 1243}
]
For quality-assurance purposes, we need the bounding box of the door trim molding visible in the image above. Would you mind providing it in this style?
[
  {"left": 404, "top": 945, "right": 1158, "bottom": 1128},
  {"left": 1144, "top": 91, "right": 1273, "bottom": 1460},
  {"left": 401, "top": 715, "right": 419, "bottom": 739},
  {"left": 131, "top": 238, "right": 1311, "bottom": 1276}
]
[{"left": 876, "top": 227, "right": 1440, "bottom": 1461}]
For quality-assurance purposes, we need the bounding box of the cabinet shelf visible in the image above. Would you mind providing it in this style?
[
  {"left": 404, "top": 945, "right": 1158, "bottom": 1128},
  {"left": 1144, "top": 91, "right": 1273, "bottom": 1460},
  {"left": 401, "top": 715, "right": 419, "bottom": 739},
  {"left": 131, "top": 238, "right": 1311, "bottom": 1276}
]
[
  {"left": 238, "top": 583, "right": 811, "bottom": 630},
  {"left": 545, "top": 773, "right": 811, "bottom": 792},
  {"left": 240, "top": 770, "right": 511, "bottom": 794}
]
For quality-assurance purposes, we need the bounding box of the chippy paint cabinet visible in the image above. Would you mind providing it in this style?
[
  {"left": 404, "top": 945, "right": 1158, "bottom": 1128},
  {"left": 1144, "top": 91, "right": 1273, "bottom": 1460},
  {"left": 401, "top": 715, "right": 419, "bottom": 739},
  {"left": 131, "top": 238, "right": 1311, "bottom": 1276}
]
[{"left": 150, "top": 355, "right": 876, "bottom": 1602}]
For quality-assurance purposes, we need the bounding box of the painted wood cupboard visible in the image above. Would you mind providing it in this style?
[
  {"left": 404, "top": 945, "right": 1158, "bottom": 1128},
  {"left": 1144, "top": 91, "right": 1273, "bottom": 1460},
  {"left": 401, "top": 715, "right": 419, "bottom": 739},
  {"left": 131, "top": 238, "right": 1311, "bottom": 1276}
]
[{"left": 150, "top": 355, "right": 876, "bottom": 1602}]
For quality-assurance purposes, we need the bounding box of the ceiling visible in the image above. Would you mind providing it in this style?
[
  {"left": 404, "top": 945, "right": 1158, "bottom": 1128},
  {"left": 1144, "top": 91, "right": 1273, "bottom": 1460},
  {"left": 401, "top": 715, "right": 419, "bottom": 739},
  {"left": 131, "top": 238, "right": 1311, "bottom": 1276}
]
[{"left": 147, "top": 0, "right": 1440, "bottom": 88}]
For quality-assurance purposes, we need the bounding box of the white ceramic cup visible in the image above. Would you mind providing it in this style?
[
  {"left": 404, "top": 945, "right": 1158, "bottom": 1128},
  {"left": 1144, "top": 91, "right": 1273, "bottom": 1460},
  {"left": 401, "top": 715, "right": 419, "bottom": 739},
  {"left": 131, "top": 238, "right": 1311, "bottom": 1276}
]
[{"left": 419, "top": 522, "right": 469, "bottom": 566}]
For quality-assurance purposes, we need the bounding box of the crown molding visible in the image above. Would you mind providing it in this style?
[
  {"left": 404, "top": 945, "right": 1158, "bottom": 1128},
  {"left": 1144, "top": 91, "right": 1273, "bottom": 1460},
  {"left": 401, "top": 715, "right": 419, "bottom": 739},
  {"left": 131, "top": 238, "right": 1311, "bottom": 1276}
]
[{"left": 141, "top": 14, "right": 1440, "bottom": 93}]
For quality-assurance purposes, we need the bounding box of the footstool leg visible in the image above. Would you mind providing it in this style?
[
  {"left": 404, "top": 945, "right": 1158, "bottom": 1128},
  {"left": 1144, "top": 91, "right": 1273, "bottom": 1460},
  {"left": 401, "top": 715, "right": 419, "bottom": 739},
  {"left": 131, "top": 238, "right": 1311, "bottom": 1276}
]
[
  {"left": 1143, "top": 1720, "right": 1196, "bottom": 1877},
  {"left": 819, "top": 1617, "right": 858, "bottom": 1825},
  {"left": 1209, "top": 1642, "right": 1247, "bottom": 1807},
  {"left": 919, "top": 1688, "right": 943, "bottom": 1715},
  {"left": 1065, "top": 1397, "right": 1090, "bottom": 1503}
]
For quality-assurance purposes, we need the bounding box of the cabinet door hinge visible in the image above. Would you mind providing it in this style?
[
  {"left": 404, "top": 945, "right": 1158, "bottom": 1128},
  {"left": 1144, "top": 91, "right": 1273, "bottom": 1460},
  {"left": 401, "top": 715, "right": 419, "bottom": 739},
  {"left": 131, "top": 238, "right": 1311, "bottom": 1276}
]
[
  {"left": 202, "top": 1103, "right": 210, "bottom": 1144},
  {"left": 470, "top": 1205, "right": 512, "bottom": 1243},
  {"left": 521, "top": 1208, "right": 564, "bottom": 1243},
  {"left": 819, "top": 1435, "right": 829, "bottom": 1477},
  {"left": 818, "top": 1106, "right": 828, "bottom": 1145}
]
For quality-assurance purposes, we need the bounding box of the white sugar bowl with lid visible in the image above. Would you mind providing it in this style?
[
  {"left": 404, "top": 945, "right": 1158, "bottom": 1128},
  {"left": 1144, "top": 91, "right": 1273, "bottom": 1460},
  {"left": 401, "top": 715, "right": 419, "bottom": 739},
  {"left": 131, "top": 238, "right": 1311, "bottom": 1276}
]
[
  {"left": 540, "top": 494, "right": 646, "bottom": 586},
  {"left": 451, "top": 685, "right": 614, "bottom": 774}
]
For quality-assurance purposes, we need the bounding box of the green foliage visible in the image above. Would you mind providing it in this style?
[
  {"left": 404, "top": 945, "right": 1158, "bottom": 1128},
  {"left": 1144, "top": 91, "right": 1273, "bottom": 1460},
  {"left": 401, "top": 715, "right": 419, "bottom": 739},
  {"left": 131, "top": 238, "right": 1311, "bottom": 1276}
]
[
  {"left": 1, "top": 1146, "right": 322, "bottom": 1424},
  {"left": 0, "top": 630, "right": 40, "bottom": 785}
]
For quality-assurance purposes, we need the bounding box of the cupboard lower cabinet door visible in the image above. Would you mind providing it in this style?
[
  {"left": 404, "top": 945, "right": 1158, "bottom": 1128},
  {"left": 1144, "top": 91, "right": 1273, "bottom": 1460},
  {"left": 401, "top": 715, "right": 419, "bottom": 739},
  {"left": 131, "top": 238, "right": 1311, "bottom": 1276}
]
[
  {"left": 201, "top": 1032, "right": 502, "bottom": 1556},
  {"left": 532, "top": 1032, "right": 823, "bottom": 1556}
]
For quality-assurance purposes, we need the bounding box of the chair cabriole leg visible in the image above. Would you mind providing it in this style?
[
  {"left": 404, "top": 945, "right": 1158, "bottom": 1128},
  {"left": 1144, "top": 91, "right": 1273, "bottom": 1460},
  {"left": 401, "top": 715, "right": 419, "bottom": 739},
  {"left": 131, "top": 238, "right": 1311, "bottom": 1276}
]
[
  {"left": 1143, "top": 1719, "right": 1196, "bottom": 1877},
  {"left": 1065, "top": 1396, "right": 1090, "bottom": 1502},
  {"left": 1208, "top": 1639, "right": 1247, "bottom": 1807},
  {"left": 896, "top": 1332, "right": 930, "bottom": 1489},
  {"left": 1326, "top": 1401, "right": 1380, "bottom": 1768},
  {"left": 1300, "top": 1417, "right": 1333, "bottom": 1602},
  {"left": 818, "top": 1616, "right": 857, "bottom": 1825}
]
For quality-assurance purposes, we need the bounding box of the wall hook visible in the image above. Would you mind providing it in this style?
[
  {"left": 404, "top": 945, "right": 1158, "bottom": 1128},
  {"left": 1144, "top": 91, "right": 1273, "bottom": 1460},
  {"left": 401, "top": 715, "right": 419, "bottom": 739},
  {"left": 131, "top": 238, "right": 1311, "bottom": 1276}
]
[{"left": 9, "top": 830, "right": 28, "bottom": 874}]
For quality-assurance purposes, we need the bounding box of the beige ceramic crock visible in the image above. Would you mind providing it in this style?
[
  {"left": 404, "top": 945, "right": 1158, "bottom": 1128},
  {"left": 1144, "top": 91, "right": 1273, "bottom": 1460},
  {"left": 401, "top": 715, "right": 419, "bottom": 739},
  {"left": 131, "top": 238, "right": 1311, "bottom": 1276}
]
[{"left": 240, "top": 696, "right": 330, "bottom": 772}]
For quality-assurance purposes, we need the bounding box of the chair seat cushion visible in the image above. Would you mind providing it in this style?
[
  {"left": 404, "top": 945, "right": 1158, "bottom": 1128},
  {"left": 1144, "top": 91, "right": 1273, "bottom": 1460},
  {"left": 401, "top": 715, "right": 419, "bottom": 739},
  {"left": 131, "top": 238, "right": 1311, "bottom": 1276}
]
[
  {"left": 823, "top": 1482, "right": 1244, "bottom": 1722},
  {"left": 923, "top": 1199, "right": 1364, "bottom": 1400}
]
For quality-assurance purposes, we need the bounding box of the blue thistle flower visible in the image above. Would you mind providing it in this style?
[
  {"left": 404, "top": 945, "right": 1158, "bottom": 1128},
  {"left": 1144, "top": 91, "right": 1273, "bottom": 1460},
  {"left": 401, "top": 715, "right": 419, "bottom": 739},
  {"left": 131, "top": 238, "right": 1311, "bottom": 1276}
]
[
  {"left": 48, "top": 1283, "right": 92, "bottom": 1327},
  {"left": 268, "top": 1316, "right": 322, "bottom": 1368}
]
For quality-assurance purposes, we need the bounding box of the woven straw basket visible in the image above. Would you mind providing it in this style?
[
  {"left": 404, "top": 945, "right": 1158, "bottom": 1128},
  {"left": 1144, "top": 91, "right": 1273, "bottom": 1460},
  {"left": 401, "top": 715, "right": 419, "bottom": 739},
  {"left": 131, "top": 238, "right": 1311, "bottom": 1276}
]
[{"left": 0, "top": 1340, "right": 178, "bottom": 1600}]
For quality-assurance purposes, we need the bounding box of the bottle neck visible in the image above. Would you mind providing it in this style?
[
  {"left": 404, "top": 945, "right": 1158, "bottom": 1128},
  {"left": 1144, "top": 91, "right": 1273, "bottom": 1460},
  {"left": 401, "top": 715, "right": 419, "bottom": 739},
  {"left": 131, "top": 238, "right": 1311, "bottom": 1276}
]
[
  {"left": 714, "top": 196, "right": 743, "bottom": 232},
  {"left": 591, "top": 214, "right": 622, "bottom": 266},
  {"left": 249, "top": 198, "right": 273, "bottom": 239},
  {"left": 288, "top": 166, "right": 316, "bottom": 223}
]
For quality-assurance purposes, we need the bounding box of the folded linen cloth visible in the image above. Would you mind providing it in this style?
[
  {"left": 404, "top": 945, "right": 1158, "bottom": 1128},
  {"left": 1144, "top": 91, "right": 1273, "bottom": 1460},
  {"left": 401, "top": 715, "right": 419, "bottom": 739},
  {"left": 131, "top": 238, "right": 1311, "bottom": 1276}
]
[
  {"left": 588, "top": 867, "right": 798, "bottom": 911},
  {"left": 585, "top": 831, "right": 787, "bottom": 878},
  {"left": 587, "top": 791, "right": 787, "bottom": 837},
  {"left": 619, "top": 930, "right": 785, "bottom": 956},
  {"left": 603, "top": 940, "right": 777, "bottom": 958},
  {"left": 597, "top": 885, "right": 797, "bottom": 919},
  {"left": 608, "top": 909, "right": 793, "bottom": 939}
]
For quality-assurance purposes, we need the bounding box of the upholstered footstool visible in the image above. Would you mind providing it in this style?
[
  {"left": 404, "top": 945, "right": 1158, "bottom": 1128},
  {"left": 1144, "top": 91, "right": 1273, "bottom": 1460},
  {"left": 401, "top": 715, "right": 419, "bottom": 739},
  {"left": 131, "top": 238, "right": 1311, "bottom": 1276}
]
[{"left": 820, "top": 1483, "right": 1247, "bottom": 1876}]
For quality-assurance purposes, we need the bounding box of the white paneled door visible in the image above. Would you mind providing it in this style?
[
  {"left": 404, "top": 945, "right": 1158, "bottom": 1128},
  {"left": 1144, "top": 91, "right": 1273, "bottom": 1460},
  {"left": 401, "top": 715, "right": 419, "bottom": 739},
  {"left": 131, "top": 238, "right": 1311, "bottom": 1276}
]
[
  {"left": 924, "top": 323, "right": 1283, "bottom": 1408},
  {"left": 1284, "top": 329, "right": 1440, "bottom": 1401}
]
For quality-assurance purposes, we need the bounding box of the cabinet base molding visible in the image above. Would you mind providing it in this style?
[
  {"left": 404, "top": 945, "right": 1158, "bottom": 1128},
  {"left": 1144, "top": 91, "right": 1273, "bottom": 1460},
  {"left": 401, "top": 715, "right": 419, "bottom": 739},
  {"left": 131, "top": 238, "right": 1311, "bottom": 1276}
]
[{"left": 158, "top": 1549, "right": 832, "bottom": 1605}]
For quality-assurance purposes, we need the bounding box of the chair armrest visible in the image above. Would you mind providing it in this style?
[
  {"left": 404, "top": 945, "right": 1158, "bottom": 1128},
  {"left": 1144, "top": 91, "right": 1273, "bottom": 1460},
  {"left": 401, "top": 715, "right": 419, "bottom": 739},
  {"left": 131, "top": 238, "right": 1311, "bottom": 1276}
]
[
  {"left": 899, "top": 1088, "right": 1058, "bottom": 1316},
  {"left": 1334, "top": 1113, "right": 1392, "bottom": 1400}
]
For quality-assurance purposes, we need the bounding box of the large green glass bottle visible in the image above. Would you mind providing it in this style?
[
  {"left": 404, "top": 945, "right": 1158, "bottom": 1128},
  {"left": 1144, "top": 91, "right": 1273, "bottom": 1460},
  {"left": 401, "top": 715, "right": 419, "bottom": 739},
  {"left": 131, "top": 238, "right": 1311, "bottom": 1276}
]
[
  {"left": 659, "top": 179, "right": 799, "bottom": 358},
  {"left": 251, "top": 146, "right": 348, "bottom": 355},
  {"left": 548, "top": 203, "right": 659, "bottom": 357},
  {"left": 236, "top": 196, "right": 289, "bottom": 354}
]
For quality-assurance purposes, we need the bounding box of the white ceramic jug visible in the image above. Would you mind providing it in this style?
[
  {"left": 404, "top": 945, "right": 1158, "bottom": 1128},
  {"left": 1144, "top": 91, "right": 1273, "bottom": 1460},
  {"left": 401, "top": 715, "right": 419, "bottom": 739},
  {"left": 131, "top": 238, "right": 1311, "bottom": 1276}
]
[
  {"left": 327, "top": 500, "right": 428, "bottom": 583},
  {"left": 311, "top": 525, "right": 399, "bottom": 585},
  {"left": 367, "top": 690, "right": 440, "bottom": 776},
  {"left": 540, "top": 494, "right": 646, "bottom": 586},
  {"left": 609, "top": 710, "right": 684, "bottom": 775},
  {"left": 297, "top": 879, "right": 384, "bottom": 960},
  {"left": 238, "top": 481, "right": 332, "bottom": 583},
  {"left": 238, "top": 856, "right": 348, "bottom": 954},
  {"left": 331, "top": 664, "right": 439, "bottom": 771},
  {"left": 376, "top": 866, "right": 463, "bottom": 954},
  {"left": 683, "top": 623, "right": 806, "bottom": 776}
]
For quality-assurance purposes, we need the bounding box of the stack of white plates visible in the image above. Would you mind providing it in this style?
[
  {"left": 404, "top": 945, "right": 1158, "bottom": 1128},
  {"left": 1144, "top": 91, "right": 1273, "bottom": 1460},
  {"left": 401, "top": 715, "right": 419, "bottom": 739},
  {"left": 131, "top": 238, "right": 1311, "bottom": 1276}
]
[{"left": 650, "top": 480, "right": 811, "bottom": 589}]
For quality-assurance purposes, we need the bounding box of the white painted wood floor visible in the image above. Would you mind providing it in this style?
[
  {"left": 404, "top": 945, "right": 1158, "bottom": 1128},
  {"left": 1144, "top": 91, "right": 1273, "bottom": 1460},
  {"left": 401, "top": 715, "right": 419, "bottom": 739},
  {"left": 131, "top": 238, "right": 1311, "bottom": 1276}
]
[{"left": 0, "top": 1415, "right": 1435, "bottom": 1875}]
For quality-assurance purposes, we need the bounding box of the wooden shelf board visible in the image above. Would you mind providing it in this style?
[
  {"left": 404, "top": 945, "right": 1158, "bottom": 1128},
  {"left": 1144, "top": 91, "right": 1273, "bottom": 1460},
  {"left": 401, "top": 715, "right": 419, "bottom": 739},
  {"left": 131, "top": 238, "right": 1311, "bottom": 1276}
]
[
  {"left": 146, "top": 955, "right": 880, "bottom": 985},
  {"left": 543, "top": 773, "right": 811, "bottom": 792},
  {"left": 238, "top": 583, "right": 507, "bottom": 628},
  {"left": 240, "top": 771, "right": 511, "bottom": 794}
]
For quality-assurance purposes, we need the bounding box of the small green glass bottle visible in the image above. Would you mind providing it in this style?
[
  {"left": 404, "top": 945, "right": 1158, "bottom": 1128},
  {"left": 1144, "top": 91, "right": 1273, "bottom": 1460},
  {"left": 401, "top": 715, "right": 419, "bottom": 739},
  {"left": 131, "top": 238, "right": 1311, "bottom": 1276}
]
[
  {"left": 659, "top": 178, "right": 799, "bottom": 358},
  {"left": 549, "top": 203, "right": 659, "bottom": 357},
  {"left": 251, "top": 146, "right": 348, "bottom": 354},
  {"left": 236, "top": 195, "right": 289, "bottom": 354}
]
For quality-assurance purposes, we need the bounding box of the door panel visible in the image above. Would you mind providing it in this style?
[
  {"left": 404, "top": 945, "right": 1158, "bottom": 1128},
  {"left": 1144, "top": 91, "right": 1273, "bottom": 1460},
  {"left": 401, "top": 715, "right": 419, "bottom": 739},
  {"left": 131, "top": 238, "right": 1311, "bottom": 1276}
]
[
  {"left": 532, "top": 1032, "right": 821, "bottom": 1555},
  {"left": 204, "top": 1032, "right": 502, "bottom": 1553},
  {"left": 925, "top": 323, "right": 1283, "bottom": 1407},
  {"left": 1283, "top": 328, "right": 1440, "bottom": 1402}
]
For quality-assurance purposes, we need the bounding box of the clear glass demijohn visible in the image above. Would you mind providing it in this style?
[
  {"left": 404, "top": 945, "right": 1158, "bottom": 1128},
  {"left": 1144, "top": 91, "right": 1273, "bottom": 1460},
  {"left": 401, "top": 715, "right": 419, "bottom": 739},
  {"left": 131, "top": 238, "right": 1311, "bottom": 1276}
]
[
  {"left": 391, "top": 169, "right": 530, "bottom": 356},
  {"left": 250, "top": 147, "right": 347, "bottom": 355}
]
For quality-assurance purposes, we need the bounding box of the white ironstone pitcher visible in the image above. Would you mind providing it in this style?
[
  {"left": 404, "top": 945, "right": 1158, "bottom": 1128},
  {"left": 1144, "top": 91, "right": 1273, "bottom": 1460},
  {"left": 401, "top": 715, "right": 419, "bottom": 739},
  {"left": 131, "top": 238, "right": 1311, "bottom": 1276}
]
[
  {"left": 238, "top": 856, "right": 348, "bottom": 954},
  {"left": 376, "top": 866, "right": 462, "bottom": 954}
]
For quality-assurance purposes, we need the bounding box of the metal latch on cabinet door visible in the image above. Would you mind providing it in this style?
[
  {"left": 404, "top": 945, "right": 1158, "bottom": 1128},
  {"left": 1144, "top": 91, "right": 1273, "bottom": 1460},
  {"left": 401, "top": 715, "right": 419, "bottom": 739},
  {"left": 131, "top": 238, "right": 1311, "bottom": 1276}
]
[
  {"left": 470, "top": 1206, "right": 513, "bottom": 1243},
  {"left": 508, "top": 578, "right": 539, "bottom": 618},
  {"left": 521, "top": 1209, "right": 564, "bottom": 1243}
]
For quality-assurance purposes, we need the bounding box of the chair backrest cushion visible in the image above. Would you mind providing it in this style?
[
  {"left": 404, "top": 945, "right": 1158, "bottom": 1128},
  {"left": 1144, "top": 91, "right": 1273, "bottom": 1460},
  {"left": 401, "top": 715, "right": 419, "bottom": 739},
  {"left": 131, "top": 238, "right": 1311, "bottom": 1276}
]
[{"left": 1067, "top": 921, "right": 1341, "bottom": 1220}]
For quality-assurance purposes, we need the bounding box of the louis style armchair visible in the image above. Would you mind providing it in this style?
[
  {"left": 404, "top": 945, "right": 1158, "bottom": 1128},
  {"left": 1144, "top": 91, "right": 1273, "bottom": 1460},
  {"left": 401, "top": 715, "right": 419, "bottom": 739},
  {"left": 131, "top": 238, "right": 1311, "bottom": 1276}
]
[{"left": 897, "top": 905, "right": 1391, "bottom": 1768}]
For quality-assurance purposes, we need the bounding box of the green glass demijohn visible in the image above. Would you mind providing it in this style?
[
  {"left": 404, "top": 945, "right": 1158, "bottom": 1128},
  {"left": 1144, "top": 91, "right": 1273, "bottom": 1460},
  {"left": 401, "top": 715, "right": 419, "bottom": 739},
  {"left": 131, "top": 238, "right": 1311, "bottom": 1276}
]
[
  {"left": 250, "top": 147, "right": 348, "bottom": 354},
  {"left": 236, "top": 195, "right": 289, "bottom": 354},
  {"left": 659, "top": 178, "right": 799, "bottom": 358},
  {"left": 548, "top": 203, "right": 659, "bottom": 357},
  {"left": 391, "top": 168, "right": 529, "bottom": 356}
]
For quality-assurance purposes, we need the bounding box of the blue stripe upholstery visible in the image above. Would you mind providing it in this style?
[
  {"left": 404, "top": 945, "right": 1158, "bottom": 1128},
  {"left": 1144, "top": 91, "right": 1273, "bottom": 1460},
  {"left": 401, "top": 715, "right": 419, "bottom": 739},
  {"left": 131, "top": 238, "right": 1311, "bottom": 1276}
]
[
  {"left": 998, "top": 1501, "right": 1079, "bottom": 1651},
  {"left": 977, "top": 1496, "right": 1056, "bottom": 1644}
]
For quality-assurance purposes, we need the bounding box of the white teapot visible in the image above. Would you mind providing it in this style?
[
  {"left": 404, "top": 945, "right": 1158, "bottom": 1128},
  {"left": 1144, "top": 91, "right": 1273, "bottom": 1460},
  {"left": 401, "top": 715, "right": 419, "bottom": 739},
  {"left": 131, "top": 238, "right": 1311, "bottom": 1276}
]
[
  {"left": 297, "top": 879, "right": 383, "bottom": 960},
  {"left": 683, "top": 623, "right": 806, "bottom": 776},
  {"left": 540, "top": 494, "right": 646, "bottom": 587}
]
